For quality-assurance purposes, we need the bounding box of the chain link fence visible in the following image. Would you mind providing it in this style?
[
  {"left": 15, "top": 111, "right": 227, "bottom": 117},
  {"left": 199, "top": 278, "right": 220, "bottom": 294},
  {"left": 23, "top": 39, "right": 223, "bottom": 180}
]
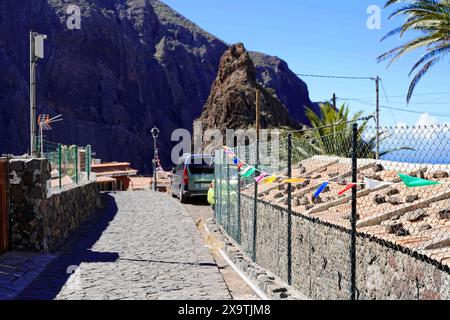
[{"left": 214, "top": 123, "right": 450, "bottom": 300}]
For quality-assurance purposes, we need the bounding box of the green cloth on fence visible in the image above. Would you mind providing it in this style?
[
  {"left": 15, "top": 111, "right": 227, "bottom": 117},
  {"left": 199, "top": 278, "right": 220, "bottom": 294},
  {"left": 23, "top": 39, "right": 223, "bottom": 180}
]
[
  {"left": 398, "top": 173, "right": 440, "bottom": 188},
  {"left": 207, "top": 187, "right": 215, "bottom": 205},
  {"left": 241, "top": 167, "right": 256, "bottom": 178}
]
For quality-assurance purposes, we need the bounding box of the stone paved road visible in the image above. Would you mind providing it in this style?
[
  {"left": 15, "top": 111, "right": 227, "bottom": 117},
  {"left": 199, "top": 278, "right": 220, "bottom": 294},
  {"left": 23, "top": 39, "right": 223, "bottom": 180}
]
[
  {"left": 16, "top": 192, "right": 231, "bottom": 300},
  {"left": 181, "top": 199, "right": 259, "bottom": 300},
  {"left": 0, "top": 252, "right": 56, "bottom": 300}
]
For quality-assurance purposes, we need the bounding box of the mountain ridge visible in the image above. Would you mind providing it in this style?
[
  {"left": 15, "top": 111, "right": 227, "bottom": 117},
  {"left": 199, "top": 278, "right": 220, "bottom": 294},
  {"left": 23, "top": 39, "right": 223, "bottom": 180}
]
[{"left": 0, "top": 0, "right": 317, "bottom": 172}]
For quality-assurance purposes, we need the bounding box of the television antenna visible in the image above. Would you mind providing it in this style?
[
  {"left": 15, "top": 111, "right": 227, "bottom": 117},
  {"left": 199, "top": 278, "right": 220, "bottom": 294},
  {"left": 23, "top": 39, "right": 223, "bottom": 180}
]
[{"left": 37, "top": 114, "right": 63, "bottom": 158}]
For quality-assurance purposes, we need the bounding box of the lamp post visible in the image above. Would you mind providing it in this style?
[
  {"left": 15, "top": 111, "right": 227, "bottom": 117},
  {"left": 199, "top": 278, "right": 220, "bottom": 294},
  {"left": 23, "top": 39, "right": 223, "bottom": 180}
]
[
  {"left": 151, "top": 126, "right": 160, "bottom": 192},
  {"left": 30, "top": 31, "right": 47, "bottom": 156}
]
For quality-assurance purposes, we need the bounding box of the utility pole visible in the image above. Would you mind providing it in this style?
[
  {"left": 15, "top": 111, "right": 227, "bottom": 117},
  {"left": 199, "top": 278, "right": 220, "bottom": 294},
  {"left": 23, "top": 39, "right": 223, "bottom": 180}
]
[
  {"left": 29, "top": 31, "right": 47, "bottom": 156},
  {"left": 332, "top": 93, "right": 337, "bottom": 109},
  {"left": 256, "top": 89, "right": 260, "bottom": 147},
  {"left": 30, "top": 31, "right": 37, "bottom": 156},
  {"left": 375, "top": 76, "right": 380, "bottom": 160}
]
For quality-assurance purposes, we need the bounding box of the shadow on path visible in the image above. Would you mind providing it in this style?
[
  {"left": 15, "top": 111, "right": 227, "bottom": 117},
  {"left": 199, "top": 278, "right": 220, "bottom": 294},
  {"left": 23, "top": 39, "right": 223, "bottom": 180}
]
[
  {"left": 15, "top": 194, "right": 119, "bottom": 300},
  {"left": 184, "top": 196, "right": 209, "bottom": 206}
]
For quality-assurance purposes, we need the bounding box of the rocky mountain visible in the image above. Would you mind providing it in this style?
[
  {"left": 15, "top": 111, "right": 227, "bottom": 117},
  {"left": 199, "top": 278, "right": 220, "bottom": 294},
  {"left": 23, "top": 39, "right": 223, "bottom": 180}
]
[
  {"left": 250, "top": 52, "right": 320, "bottom": 124},
  {"left": 0, "top": 0, "right": 317, "bottom": 173},
  {"left": 199, "top": 43, "right": 300, "bottom": 131}
]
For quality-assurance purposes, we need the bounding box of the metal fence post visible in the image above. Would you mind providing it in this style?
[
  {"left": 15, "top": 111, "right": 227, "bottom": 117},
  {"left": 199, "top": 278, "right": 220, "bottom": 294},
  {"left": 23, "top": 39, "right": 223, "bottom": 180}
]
[
  {"left": 214, "top": 152, "right": 218, "bottom": 222},
  {"left": 87, "top": 145, "right": 91, "bottom": 181},
  {"left": 226, "top": 158, "right": 231, "bottom": 234},
  {"left": 219, "top": 150, "right": 226, "bottom": 226},
  {"left": 75, "top": 145, "right": 79, "bottom": 184},
  {"left": 237, "top": 146, "right": 241, "bottom": 245},
  {"left": 252, "top": 142, "right": 259, "bottom": 262},
  {"left": 58, "top": 144, "right": 62, "bottom": 189},
  {"left": 350, "top": 123, "right": 358, "bottom": 300},
  {"left": 287, "top": 133, "right": 293, "bottom": 285}
]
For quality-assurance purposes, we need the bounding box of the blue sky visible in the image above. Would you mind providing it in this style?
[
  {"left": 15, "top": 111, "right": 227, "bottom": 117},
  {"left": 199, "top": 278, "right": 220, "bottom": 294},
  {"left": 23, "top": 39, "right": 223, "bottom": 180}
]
[{"left": 163, "top": 0, "right": 450, "bottom": 127}]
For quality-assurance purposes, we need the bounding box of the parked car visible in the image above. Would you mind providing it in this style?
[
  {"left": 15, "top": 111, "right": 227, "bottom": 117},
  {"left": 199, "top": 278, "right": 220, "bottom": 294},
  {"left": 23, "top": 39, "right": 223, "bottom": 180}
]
[{"left": 171, "top": 154, "right": 215, "bottom": 203}]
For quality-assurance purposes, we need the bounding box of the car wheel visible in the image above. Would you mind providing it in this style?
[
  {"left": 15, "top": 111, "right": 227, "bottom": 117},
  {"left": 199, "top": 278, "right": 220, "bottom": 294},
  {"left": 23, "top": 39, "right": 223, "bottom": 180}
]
[{"left": 179, "top": 186, "right": 187, "bottom": 203}]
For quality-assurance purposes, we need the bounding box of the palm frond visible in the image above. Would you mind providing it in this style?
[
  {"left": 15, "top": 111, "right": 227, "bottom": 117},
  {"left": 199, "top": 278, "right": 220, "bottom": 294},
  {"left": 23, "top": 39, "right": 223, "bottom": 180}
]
[
  {"left": 378, "top": 0, "right": 450, "bottom": 101},
  {"left": 407, "top": 57, "right": 440, "bottom": 102}
]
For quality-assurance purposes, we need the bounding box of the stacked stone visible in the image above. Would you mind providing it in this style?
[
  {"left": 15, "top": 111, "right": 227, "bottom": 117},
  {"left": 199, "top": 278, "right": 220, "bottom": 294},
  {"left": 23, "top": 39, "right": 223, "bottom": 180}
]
[
  {"left": 8, "top": 158, "right": 50, "bottom": 251},
  {"left": 8, "top": 157, "right": 99, "bottom": 253},
  {"left": 44, "top": 182, "right": 99, "bottom": 251}
]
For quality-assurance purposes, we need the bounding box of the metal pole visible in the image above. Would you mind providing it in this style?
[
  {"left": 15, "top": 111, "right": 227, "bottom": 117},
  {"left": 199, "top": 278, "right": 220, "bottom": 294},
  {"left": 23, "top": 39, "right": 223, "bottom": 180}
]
[
  {"left": 287, "top": 133, "right": 293, "bottom": 285},
  {"left": 375, "top": 76, "right": 380, "bottom": 160},
  {"left": 350, "top": 123, "right": 358, "bottom": 300},
  {"left": 226, "top": 159, "right": 231, "bottom": 233},
  {"left": 58, "top": 144, "right": 62, "bottom": 189},
  {"left": 332, "top": 93, "right": 337, "bottom": 109},
  {"left": 75, "top": 145, "right": 79, "bottom": 184},
  {"left": 214, "top": 152, "right": 218, "bottom": 221},
  {"left": 220, "top": 150, "right": 226, "bottom": 226},
  {"left": 237, "top": 146, "right": 241, "bottom": 245},
  {"left": 30, "top": 31, "right": 37, "bottom": 156},
  {"left": 153, "top": 137, "right": 157, "bottom": 191},
  {"left": 256, "top": 89, "right": 260, "bottom": 143},
  {"left": 252, "top": 153, "right": 258, "bottom": 262},
  {"left": 87, "top": 145, "right": 91, "bottom": 180},
  {"left": 252, "top": 89, "right": 260, "bottom": 262},
  {"left": 39, "top": 123, "right": 44, "bottom": 158}
]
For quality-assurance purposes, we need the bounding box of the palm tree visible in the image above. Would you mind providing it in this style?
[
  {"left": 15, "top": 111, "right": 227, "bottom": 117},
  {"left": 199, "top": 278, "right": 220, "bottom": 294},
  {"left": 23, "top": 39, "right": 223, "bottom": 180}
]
[
  {"left": 281, "top": 103, "right": 412, "bottom": 163},
  {"left": 377, "top": 0, "right": 450, "bottom": 103},
  {"left": 303, "top": 103, "right": 376, "bottom": 158}
]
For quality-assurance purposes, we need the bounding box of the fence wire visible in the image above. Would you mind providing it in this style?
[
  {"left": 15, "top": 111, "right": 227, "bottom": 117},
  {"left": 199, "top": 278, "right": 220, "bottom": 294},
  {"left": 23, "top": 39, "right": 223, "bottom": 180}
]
[{"left": 214, "top": 124, "right": 450, "bottom": 300}]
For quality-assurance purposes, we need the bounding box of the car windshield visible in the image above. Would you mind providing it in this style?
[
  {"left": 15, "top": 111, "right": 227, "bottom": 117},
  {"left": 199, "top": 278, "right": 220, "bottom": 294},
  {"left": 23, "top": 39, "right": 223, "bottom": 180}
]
[{"left": 188, "top": 156, "right": 214, "bottom": 174}]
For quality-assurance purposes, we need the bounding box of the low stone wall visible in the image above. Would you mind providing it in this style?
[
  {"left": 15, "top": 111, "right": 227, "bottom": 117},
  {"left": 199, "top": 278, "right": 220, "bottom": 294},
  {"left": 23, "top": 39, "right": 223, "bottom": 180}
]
[
  {"left": 43, "top": 182, "right": 99, "bottom": 251},
  {"left": 8, "top": 157, "right": 99, "bottom": 252},
  {"left": 240, "top": 195, "right": 450, "bottom": 300}
]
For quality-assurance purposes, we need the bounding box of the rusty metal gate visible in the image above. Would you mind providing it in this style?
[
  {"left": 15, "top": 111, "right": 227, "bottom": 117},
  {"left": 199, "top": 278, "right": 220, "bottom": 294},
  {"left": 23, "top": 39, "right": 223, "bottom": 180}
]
[{"left": 0, "top": 158, "right": 9, "bottom": 254}]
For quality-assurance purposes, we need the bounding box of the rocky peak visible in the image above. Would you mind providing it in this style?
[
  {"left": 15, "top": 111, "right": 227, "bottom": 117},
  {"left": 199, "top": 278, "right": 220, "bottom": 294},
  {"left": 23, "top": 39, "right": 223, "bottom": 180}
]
[
  {"left": 216, "top": 44, "right": 257, "bottom": 85},
  {"left": 199, "top": 43, "right": 300, "bottom": 131}
]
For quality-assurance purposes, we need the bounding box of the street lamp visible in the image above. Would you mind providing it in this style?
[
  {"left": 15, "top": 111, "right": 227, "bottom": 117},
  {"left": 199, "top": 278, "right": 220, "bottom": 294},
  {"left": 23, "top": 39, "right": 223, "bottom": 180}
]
[{"left": 151, "top": 126, "right": 160, "bottom": 191}]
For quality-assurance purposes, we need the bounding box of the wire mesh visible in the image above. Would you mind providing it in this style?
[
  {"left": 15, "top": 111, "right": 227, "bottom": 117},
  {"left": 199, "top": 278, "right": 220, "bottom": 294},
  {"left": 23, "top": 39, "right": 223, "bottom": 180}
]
[
  {"left": 356, "top": 125, "right": 450, "bottom": 273},
  {"left": 214, "top": 123, "right": 450, "bottom": 299}
]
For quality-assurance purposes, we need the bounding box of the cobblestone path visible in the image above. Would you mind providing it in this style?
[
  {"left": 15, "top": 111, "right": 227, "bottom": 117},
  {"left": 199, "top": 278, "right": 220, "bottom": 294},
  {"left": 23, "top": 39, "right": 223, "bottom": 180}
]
[{"left": 16, "top": 192, "right": 231, "bottom": 300}]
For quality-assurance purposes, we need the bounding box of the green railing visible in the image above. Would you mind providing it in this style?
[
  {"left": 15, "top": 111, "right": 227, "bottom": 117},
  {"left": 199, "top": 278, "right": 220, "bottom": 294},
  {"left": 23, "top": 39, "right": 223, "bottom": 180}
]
[{"left": 38, "top": 139, "right": 93, "bottom": 189}]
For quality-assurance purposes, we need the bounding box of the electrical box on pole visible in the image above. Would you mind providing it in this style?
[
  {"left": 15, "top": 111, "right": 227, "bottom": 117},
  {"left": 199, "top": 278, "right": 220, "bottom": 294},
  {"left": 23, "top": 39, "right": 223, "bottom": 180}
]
[{"left": 34, "top": 34, "right": 47, "bottom": 59}]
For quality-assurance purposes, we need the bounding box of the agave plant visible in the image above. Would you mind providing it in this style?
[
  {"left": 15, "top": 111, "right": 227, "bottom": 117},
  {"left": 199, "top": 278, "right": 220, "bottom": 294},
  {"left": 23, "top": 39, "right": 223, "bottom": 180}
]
[{"left": 378, "top": 0, "right": 450, "bottom": 102}]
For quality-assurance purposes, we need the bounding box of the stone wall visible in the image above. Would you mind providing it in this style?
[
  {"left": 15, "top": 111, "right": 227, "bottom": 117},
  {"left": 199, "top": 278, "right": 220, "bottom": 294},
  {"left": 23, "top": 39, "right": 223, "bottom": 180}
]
[
  {"left": 8, "top": 157, "right": 99, "bottom": 252},
  {"left": 43, "top": 182, "right": 99, "bottom": 251},
  {"left": 9, "top": 158, "right": 50, "bottom": 251},
  {"left": 240, "top": 195, "right": 450, "bottom": 300}
]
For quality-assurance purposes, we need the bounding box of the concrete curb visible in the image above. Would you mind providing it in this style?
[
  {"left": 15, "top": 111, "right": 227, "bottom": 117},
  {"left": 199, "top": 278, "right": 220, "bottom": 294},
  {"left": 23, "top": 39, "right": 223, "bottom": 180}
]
[{"left": 203, "top": 218, "right": 309, "bottom": 300}]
